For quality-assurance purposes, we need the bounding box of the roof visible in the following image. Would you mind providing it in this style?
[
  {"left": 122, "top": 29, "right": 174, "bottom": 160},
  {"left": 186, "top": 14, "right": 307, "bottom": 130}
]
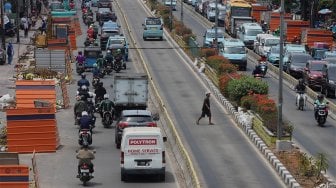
[
  {"left": 223, "top": 38, "right": 245, "bottom": 46},
  {"left": 307, "top": 60, "right": 328, "bottom": 64},
  {"left": 241, "top": 22, "right": 262, "bottom": 29},
  {"left": 123, "top": 127, "right": 162, "bottom": 134},
  {"left": 121, "top": 110, "right": 152, "bottom": 117}
]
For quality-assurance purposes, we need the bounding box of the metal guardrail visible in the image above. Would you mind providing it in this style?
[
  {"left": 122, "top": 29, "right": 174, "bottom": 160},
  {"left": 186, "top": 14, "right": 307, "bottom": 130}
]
[{"left": 246, "top": 49, "right": 336, "bottom": 118}]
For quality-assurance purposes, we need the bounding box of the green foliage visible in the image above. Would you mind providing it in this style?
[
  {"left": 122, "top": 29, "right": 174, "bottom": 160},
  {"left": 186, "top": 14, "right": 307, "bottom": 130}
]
[
  {"left": 314, "top": 153, "right": 329, "bottom": 179},
  {"left": 299, "top": 153, "right": 316, "bottom": 177},
  {"left": 217, "top": 61, "right": 237, "bottom": 75},
  {"left": 226, "top": 76, "right": 268, "bottom": 103}
]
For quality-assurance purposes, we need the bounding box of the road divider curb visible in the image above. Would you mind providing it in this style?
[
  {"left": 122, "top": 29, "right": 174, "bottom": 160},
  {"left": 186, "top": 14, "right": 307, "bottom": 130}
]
[{"left": 116, "top": 0, "right": 201, "bottom": 187}]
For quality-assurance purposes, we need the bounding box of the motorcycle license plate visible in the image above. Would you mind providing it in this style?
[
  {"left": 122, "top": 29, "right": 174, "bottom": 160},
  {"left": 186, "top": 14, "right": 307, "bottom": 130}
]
[
  {"left": 107, "top": 66, "right": 111, "bottom": 68},
  {"left": 81, "top": 169, "right": 90, "bottom": 173}
]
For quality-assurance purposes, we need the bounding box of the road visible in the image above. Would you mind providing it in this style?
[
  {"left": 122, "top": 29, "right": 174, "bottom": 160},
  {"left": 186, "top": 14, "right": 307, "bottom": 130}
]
[
  {"left": 34, "top": 1, "right": 179, "bottom": 187},
  {"left": 173, "top": 2, "right": 336, "bottom": 180},
  {"left": 118, "top": 0, "right": 286, "bottom": 187}
]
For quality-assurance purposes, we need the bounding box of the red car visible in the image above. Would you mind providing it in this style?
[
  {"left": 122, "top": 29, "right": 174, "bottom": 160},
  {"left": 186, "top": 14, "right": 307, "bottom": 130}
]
[{"left": 303, "top": 60, "right": 328, "bottom": 90}]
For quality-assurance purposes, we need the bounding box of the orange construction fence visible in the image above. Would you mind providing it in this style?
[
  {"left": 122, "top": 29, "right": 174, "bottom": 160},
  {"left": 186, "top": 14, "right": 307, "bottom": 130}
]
[
  {"left": 0, "top": 165, "right": 29, "bottom": 188},
  {"left": 269, "top": 12, "right": 292, "bottom": 31},
  {"left": 301, "top": 28, "right": 334, "bottom": 49},
  {"left": 285, "top": 20, "right": 309, "bottom": 42},
  {"left": 251, "top": 4, "right": 268, "bottom": 23}
]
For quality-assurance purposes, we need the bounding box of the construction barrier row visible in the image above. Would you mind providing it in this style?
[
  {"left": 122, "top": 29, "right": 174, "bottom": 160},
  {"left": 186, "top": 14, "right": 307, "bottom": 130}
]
[{"left": 0, "top": 165, "right": 29, "bottom": 188}]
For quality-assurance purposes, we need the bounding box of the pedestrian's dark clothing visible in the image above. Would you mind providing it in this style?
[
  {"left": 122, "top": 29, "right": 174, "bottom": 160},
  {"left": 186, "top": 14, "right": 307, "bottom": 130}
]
[
  {"left": 77, "top": 78, "right": 90, "bottom": 88},
  {"left": 201, "top": 97, "right": 211, "bottom": 117},
  {"left": 94, "top": 86, "right": 106, "bottom": 100},
  {"left": 295, "top": 84, "right": 306, "bottom": 93},
  {"left": 74, "top": 100, "right": 88, "bottom": 116},
  {"left": 41, "top": 20, "right": 46, "bottom": 34},
  {"left": 7, "top": 43, "right": 14, "bottom": 65}
]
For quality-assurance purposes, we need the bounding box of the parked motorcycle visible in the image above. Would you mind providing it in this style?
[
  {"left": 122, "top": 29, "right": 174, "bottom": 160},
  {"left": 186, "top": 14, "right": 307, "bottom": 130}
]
[
  {"left": 314, "top": 102, "right": 329, "bottom": 126},
  {"left": 296, "top": 91, "right": 306, "bottom": 111},
  {"left": 102, "top": 111, "right": 113, "bottom": 128}
]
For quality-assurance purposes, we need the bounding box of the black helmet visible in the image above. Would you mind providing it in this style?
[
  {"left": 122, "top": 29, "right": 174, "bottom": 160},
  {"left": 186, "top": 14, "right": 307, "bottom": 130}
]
[
  {"left": 78, "top": 51, "right": 82, "bottom": 55},
  {"left": 99, "top": 82, "right": 103, "bottom": 86},
  {"left": 99, "top": 54, "right": 103, "bottom": 58},
  {"left": 317, "top": 94, "right": 324, "bottom": 100},
  {"left": 81, "top": 74, "right": 86, "bottom": 79}
]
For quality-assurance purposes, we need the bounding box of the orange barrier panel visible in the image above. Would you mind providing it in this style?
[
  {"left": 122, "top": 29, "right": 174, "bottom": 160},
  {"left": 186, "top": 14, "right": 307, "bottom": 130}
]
[
  {"left": 16, "top": 80, "right": 55, "bottom": 86},
  {"left": 8, "top": 137, "right": 57, "bottom": 145},
  {"left": 7, "top": 125, "right": 56, "bottom": 133},
  {"left": 301, "top": 28, "right": 334, "bottom": 48},
  {"left": 285, "top": 20, "right": 309, "bottom": 42},
  {"left": 0, "top": 165, "right": 29, "bottom": 174},
  {"left": 6, "top": 107, "right": 55, "bottom": 115},
  {"left": 7, "top": 144, "right": 57, "bottom": 153},
  {"left": 0, "top": 182, "right": 29, "bottom": 188},
  {"left": 7, "top": 119, "right": 56, "bottom": 127},
  {"left": 251, "top": 4, "right": 268, "bottom": 23},
  {"left": 7, "top": 132, "right": 56, "bottom": 140}
]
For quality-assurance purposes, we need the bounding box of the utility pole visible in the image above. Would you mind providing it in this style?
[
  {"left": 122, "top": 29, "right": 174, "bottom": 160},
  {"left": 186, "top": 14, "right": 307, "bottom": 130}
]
[
  {"left": 170, "top": 0, "right": 173, "bottom": 31},
  {"left": 277, "top": 0, "right": 284, "bottom": 140},
  {"left": 16, "top": 0, "right": 20, "bottom": 43},
  {"left": 180, "top": 0, "right": 183, "bottom": 24},
  {"left": 1, "top": 0, "right": 6, "bottom": 49},
  {"left": 214, "top": 0, "right": 218, "bottom": 53}
]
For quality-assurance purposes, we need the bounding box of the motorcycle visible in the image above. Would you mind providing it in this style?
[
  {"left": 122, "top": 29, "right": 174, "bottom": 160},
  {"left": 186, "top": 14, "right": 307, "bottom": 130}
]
[
  {"left": 76, "top": 63, "right": 85, "bottom": 75},
  {"left": 94, "top": 97, "right": 103, "bottom": 113},
  {"left": 78, "top": 162, "right": 94, "bottom": 186},
  {"left": 258, "top": 62, "right": 267, "bottom": 77},
  {"left": 102, "top": 111, "right": 113, "bottom": 128},
  {"left": 78, "top": 129, "right": 92, "bottom": 147},
  {"left": 296, "top": 91, "right": 306, "bottom": 111},
  {"left": 104, "top": 60, "right": 113, "bottom": 75},
  {"left": 253, "top": 73, "right": 263, "bottom": 79},
  {"left": 315, "top": 103, "right": 328, "bottom": 126},
  {"left": 75, "top": 113, "right": 82, "bottom": 125},
  {"left": 113, "top": 58, "right": 122, "bottom": 73},
  {"left": 92, "top": 77, "right": 100, "bottom": 89}
]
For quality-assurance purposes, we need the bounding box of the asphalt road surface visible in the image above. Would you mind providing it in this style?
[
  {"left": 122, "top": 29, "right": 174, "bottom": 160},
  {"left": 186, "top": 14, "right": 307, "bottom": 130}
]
[{"left": 173, "top": 2, "right": 336, "bottom": 180}]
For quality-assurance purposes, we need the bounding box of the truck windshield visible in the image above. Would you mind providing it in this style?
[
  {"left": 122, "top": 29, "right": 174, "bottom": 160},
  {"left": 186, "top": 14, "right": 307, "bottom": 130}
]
[
  {"left": 310, "top": 63, "right": 326, "bottom": 71},
  {"left": 271, "top": 47, "right": 280, "bottom": 53},
  {"left": 146, "top": 19, "right": 161, "bottom": 25},
  {"left": 231, "top": 7, "right": 251, "bottom": 17},
  {"left": 328, "top": 66, "right": 336, "bottom": 80},
  {"left": 224, "top": 46, "right": 245, "bottom": 54},
  {"left": 246, "top": 29, "right": 262, "bottom": 36},
  {"left": 207, "top": 32, "right": 224, "bottom": 38}
]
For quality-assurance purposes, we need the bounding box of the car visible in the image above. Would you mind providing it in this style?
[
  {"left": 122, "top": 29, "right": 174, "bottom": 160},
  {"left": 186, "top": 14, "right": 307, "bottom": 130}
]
[
  {"left": 142, "top": 17, "right": 164, "bottom": 41},
  {"left": 324, "top": 51, "right": 336, "bottom": 58},
  {"left": 323, "top": 57, "right": 336, "bottom": 65},
  {"left": 100, "top": 21, "right": 121, "bottom": 50},
  {"left": 203, "top": 28, "right": 225, "bottom": 48},
  {"left": 303, "top": 60, "right": 328, "bottom": 90},
  {"left": 285, "top": 52, "right": 313, "bottom": 79},
  {"left": 83, "top": 46, "right": 102, "bottom": 68},
  {"left": 206, "top": 2, "right": 225, "bottom": 22},
  {"left": 322, "top": 64, "right": 336, "bottom": 98},
  {"left": 115, "top": 110, "right": 159, "bottom": 149},
  {"left": 237, "top": 23, "right": 263, "bottom": 49},
  {"left": 164, "top": 0, "right": 177, "bottom": 10},
  {"left": 267, "top": 45, "right": 280, "bottom": 66},
  {"left": 97, "top": 0, "right": 112, "bottom": 10},
  {"left": 254, "top": 34, "right": 280, "bottom": 57},
  {"left": 106, "top": 35, "right": 129, "bottom": 61},
  {"left": 91, "top": 0, "right": 98, "bottom": 7},
  {"left": 219, "top": 38, "right": 247, "bottom": 71},
  {"left": 96, "top": 8, "right": 117, "bottom": 26},
  {"left": 283, "top": 44, "right": 307, "bottom": 70}
]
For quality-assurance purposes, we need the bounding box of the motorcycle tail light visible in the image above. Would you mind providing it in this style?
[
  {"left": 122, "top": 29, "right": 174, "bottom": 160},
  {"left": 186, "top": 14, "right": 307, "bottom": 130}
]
[
  {"left": 147, "top": 122, "right": 157, "bottom": 127},
  {"left": 118, "top": 122, "right": 128, "bottom": 129},
  {"left": 82, "top": 163, "right": 88, "bottom": 168}
]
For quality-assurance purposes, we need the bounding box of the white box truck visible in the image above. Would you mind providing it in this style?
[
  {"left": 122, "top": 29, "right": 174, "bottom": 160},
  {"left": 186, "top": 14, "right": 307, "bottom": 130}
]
[
  {"left": 120, "top": 127, "right": 167, "bottom": 181},
  {"left": 113, "top": 74, "right": 149, "bottom": 118}
]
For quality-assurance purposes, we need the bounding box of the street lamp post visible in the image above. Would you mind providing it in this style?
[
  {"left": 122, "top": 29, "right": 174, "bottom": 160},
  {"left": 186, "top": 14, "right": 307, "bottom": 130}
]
[
  {"left": 277, "top": 0, "right": 285, "bottom": 141},
  {"left": 180, "top": 0, "right": 183, "bottom": 24},
  {"left": 17, "top": 0, "right": 20, "bottom": 43},
  {"left": 170, "top": 0, "right": 173, "bottom": 31},
  {"left": 214, "top": 0, "right": 218, "bottom": 53},
  {"left": 1, "top": 0, "right": 6, "bottom": 49}
]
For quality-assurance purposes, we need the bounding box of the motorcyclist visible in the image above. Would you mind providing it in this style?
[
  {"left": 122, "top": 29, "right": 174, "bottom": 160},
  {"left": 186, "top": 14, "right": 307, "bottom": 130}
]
[
  {"left": 76, "top": 51, "right": 85, "bottom": 65},
  {"left": 252, "top": 64, "right": 263, "bottom": 76},
  {"left": 94, "top": 82, "right": 106, "bottom": 103},
  {"left": 104, "top": 50, "right": 114, "bottom": 66},
  {"left": 76, "top": 146, "right": 95, "bottom": 178},
  {"left": 99, "top": 94, "right": 115, "bottom": 118},
  {"left": 79, "top": 111, "right": 94, "bottom": 135},
  {"left": 74, "top": 96, "right": 88, "bottom": 124},
  {"left": 77, "top": 85, "right": 91, "bottom": 102},
  {"left": 314, "top": 94, "right": 328, "bottom": 119},
  {"left": 96, "top": 54, "right": 105, "bottom": 70},
  {"left": 87, "top": 25, "right": 94, "bottom": 39},
  {"left": 77, "top": 74, "right": 90, "bottom": 88},
  {"left": 112, "top": 49, "right": 123, "bottom": 62},
  {"left": 92, "top": 63, "right": 100, "bottom": 78},
  {"left": 295, "top": 79, "right": 306, "bottom": 106}
]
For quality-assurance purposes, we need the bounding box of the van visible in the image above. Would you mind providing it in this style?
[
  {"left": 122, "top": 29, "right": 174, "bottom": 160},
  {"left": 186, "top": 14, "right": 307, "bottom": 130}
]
[
  {"left": 203, "top": 28, "right": 225, "bottom": 47},
  {"left": 120, "top": 127, "right": 167, "bottom": 181},
  {"left": 237, "top": 22, "right": 263, "bottom": 49},
  {"left": 254, "top": 33, "right": 280, "bottom": 57},
  {"left": 206, "top": 2, "right": 226, "bottom": 22},
  {"left": 219, "top": 38, "right": 247, "bottom": 71},
  {"left": 142, "top": 17, "right": 163, "bottom": 41},
  {"left": 163, "top": 0, "right": 177, "bottom": 10}
]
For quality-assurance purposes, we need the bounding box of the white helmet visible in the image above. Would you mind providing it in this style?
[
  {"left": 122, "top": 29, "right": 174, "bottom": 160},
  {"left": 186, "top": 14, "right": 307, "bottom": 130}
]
[
  {"left": 81, "top": 85, "right": 87, "bottom": 90},
  {"left": 82, "top": 111, "right": 88, "bottom": 116},
  {"left": 104, "top": 94, "right": 109, "bottom": 99},
  {"left": 205, "top": 91, "right": 211, "bottom": 96}
]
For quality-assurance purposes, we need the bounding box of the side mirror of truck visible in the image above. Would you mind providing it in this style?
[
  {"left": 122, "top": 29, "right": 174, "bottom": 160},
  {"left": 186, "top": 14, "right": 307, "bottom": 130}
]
[{"left": 163, "top": 137, "right": 167, "bottom": 142}]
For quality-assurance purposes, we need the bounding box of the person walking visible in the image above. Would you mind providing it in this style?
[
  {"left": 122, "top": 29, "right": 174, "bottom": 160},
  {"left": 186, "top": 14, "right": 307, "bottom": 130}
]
[
  {"left": 196, "top": 91, "right": 214, "bottom": 125},
  {"left": 23, "top": 17, "right": 29, "bottom": 38},
  {"left": 7, "top": 42, "right": 14, "bottom": 65}
]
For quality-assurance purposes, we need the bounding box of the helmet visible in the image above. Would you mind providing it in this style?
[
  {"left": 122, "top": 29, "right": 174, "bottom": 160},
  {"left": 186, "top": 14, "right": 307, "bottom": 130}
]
[
  {"left": 104, "top": 94, "right": 109, "bottom": 99},
  {"left": 78, "top": 51, "right": 82, "bottom": 55},
  {"left": 107, "top": 50, "right": 111, "bottom": 54},
  {"left": 89, "top": 25, "right": 93, "bottom": 29},
  {"left": 317, "top": 94, "right": 324, "bottom": 100},
  {"left": 93, "top": 63, "right": 97, "bottom": 67},
  {"left": 205, "top": 91, "right": 211, "bottom": 96},
  {"left": 99, "top": 54, "right": 104, "bottom": 58},
  {"left": 75, "top": 95, "right": 81, "bottom": 101},
  {"left": 99, "top": 82, "right": 103, "bottom": 86},
  {"left": 81, "top": 74, "right": 86, "bottom": 79},
  {"left": 81, "top": 85, "right": 87, "bottom": 90},
  {"left": 82, "top": 111, "right": 88, "bottom": 116}
]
